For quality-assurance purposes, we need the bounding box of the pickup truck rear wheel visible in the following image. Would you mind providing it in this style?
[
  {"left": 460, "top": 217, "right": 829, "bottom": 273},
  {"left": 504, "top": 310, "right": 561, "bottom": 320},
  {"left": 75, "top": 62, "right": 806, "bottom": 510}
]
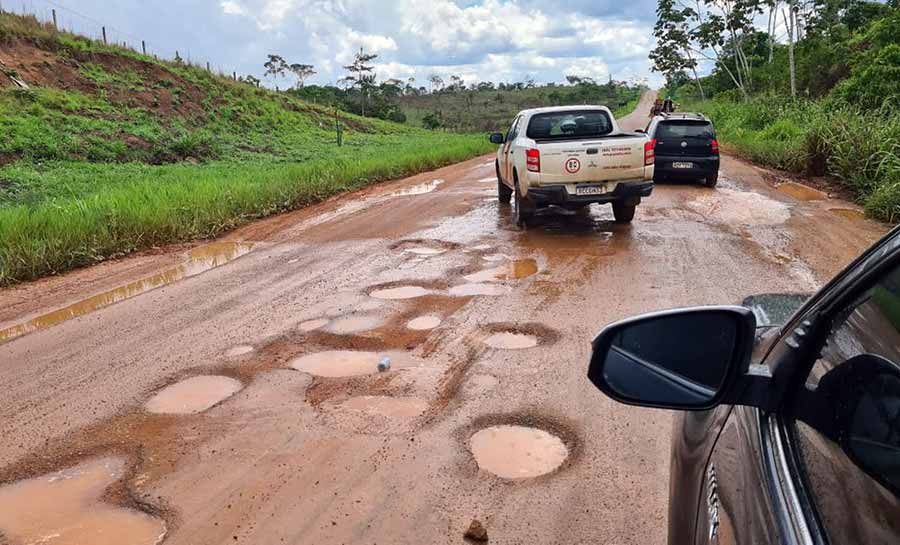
[
  {"left": 612, "top": 203, "right": 636, "bottom": 224},
  {"left": 514, "top": 178, "right": 533, "bottom": 228},
  {"left": 497, "top": 161, "right": 512, "bottom": 204}
]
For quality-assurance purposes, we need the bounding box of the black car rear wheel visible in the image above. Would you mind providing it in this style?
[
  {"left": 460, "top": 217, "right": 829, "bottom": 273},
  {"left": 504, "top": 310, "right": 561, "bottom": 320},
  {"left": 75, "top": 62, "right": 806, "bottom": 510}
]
[
  {"left": 497, "top": 161, "right": 512, "bottom": 204},
  {"left": 705, "top": 172, "right": 719, "bottom": 188}
]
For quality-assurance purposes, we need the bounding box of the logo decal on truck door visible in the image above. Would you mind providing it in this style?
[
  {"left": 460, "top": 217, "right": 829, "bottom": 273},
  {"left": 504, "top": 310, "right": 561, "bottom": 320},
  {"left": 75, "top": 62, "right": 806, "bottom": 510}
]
[{"left": 565, "top": 158, "right": 581, "bottom": 174}]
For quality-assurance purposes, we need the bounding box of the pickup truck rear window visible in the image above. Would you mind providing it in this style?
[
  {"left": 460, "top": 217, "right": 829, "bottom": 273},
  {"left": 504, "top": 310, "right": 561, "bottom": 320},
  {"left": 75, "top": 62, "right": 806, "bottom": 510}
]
[
  {"left": 526, "top": 110, "right": 613, "bottom": 141},
  {"left": 657, "top": 121, "right": 714, "bottom": 139}
]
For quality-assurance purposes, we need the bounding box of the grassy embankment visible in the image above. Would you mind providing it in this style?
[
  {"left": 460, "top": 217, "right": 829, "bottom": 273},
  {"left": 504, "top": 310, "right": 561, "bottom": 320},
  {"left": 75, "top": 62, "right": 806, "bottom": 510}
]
[
  {"left": 682, "top": 95, "right": 900, "bottom": 221},
  {"left": 0, "top": 13, "right": 492, "bottom": 285}
]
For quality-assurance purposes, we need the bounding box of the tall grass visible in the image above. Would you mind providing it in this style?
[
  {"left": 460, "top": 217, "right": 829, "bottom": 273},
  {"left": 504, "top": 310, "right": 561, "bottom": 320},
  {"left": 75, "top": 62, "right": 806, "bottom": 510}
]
[
  {"left": 685, "top": 95, "right": 900, "bottom": 222},
  {"left": 0, "top": 136, "right": 491, "bottom": 284}
]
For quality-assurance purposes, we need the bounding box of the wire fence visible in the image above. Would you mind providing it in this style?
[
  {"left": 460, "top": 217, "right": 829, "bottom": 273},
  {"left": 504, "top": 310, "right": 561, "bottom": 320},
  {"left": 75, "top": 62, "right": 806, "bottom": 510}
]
[{"left": 0, "top": 0, "right": 244, "bottom": 81}]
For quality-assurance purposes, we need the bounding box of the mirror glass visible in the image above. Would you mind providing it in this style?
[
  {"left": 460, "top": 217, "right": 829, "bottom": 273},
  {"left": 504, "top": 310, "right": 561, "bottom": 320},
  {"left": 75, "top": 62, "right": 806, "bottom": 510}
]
[
  {"left": 489, "top": 133, "right": 504, "bottom": 144},
  {"left": 599, "top": 311, "right": 739, "bottom": 407}
]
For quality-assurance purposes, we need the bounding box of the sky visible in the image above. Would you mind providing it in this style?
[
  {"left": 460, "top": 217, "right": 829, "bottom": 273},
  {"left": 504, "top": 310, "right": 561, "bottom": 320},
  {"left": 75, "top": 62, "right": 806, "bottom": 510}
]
[{"left": 21, "top": 0, "right": 665, "bottom": 88}]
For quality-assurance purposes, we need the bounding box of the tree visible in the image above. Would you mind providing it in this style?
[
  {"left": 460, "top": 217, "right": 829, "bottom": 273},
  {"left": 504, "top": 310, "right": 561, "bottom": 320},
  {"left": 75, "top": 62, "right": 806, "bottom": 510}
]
[
  {"left": 264, "top": 54, "right": 289, "bottom": 80},
  {"left": 422, "top": 111, "right": 442, "bottom": 129},
  {"left": 242, "top": 75, "right": 261, "bottom": 87},
  {"left": 650, "top": 0, "right": 706, "bottom": 99},
  {"left": 341, "top": 47, "right": 378, "bottom": 116},
  {"left": 288, "top": 63, "right": 316, "bottom": 88},
  {"left": 428, "top": 74, "right": 444, "bottom": 93}
]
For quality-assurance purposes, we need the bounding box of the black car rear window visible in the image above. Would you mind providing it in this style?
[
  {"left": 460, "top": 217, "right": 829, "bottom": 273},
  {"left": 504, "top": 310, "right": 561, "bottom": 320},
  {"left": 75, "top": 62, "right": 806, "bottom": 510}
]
[
  {"left": 657, "top": 121, "right": 714, "bottom": 139},
  {"left": 526, "top": 110, "right": 613, "bottom": 140}
]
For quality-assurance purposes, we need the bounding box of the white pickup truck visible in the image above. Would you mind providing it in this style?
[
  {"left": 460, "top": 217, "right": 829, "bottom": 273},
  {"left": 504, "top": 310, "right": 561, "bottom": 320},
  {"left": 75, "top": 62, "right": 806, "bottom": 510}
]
[{"left": 489, "top": 105, "right": 655, "bottom": 226}]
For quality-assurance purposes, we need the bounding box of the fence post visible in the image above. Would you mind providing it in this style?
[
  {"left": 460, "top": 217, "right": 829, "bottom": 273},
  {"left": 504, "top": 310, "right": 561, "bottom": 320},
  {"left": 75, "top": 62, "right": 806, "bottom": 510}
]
[
  {"left": 206, "top": 61, "right": 210, "bottom": 72},
  {"left": 51, "top": 9, "right": 57, "bottom": 29},
  {"left": 233, "top": 71, "right": 236, "bottom": 80},
  {"left": 101, "top": 27, "right": 107, "bottom": 44},
  {"left": 141, "top": 40, "right": 146, "bottom": 55}
]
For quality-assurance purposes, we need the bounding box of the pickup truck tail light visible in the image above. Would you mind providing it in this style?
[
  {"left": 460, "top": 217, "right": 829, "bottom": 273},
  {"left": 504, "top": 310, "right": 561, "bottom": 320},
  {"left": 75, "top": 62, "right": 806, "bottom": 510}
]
[
  {"left": 711, "top": 139, "right": 720, "bottom": 154},
  {"left": 526, "top": 148, "right": 541, "bottom": 172},
  {"left": 644, "top": 139, "right": 656, "bottom": 166}
]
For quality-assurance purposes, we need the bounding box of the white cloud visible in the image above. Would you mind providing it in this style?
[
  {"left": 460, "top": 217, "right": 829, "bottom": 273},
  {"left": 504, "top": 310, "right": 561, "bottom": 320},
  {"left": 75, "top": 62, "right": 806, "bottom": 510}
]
[{"left": 220, "top": 0, "right": 246, "bottom": 16}]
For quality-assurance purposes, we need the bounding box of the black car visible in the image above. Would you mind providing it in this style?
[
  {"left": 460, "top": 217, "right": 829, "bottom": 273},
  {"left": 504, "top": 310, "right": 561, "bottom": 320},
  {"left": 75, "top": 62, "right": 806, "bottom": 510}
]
[
  {"left": 588, "top": 226, "right": 900, "bottom": 544},
  {"left": 645, "top": 113, "right": 720, "bottom": 187}
]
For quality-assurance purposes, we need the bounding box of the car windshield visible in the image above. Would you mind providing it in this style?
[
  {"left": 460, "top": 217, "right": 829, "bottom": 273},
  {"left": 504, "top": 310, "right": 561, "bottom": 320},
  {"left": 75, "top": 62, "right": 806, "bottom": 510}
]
[
  {"left": 657, "top": 121, "right": 714, "bottom": 139},
  {"left": 526, "top": 110, "right": 614, "bottom": 140}
]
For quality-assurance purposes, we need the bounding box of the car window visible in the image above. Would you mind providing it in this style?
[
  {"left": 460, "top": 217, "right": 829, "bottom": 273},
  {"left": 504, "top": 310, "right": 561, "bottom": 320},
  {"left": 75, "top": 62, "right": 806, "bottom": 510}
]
[
  {"left": 505, "top": 116, "right": 521, "bottom": 142},
  {"left": 525, "top": 110, "right": 613, "bottom": 140},
  {"left": 790, "top": 263, "right": 900, "bottom": 544},
  {"left": 656, "top": 121, "right": 714, "bottom": 139}
]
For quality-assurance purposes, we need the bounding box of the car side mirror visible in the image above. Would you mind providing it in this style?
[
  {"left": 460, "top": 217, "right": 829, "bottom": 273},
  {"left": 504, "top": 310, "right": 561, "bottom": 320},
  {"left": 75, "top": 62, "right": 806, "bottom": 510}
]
[
  {"left": 635, "top": 128, "right": 645, "bottom": 133},
  {"left": 588, "top": 306, "right": 756, "bottom": 410},
  {"left": 489, "top": 133, "right": 505, "bottom": 145}
]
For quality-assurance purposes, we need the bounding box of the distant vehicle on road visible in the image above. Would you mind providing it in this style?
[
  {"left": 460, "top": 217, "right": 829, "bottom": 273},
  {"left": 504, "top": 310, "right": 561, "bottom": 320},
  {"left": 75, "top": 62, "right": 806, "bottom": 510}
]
[
  {"left": 644, "top": 112, "right": 719, "bottom": 187},
  {"left": 587, "top": 226, "right": 900, "bottom": 544},
  {"left": 489, "top": 106, "right": 655, "bottom": 226}
]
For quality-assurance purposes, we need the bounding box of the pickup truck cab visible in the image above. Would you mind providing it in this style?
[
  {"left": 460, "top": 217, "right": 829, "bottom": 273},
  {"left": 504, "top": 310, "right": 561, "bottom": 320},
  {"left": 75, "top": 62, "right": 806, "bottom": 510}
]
[{"left": 489, "top": 106, "right": 655, "bottom": 226}]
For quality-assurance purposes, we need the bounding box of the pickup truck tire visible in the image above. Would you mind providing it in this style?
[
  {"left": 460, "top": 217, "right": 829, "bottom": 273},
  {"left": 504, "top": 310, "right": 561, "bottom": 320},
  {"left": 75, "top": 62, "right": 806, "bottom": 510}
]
[
  {"left": 612, "top": 203, "right": 636, "bottom": 224},
  {"left": 704, "top": 172, "right": 719, "bottom": 188},
  {"left": 497, "top": 161, "right": 512, "bottom": 204},
  {"left": 513, "top": 177, "right": 533, "bottom": 228}
]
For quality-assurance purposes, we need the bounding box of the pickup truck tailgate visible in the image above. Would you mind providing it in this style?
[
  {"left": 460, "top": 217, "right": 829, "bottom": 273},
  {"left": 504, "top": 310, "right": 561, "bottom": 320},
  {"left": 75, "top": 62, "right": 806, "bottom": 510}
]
[{"left": 537, "top": 136, "right": 648, "bottom": 185}]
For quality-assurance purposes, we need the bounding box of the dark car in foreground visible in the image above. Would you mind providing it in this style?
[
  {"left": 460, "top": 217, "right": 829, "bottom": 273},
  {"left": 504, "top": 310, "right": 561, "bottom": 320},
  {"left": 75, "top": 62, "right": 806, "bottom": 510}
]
[
  {"left": 588, "top": 226, "right": 900, "bottom": 544},
  {"left": 645, "top": 113, "right": 720, "bottom": 187}
]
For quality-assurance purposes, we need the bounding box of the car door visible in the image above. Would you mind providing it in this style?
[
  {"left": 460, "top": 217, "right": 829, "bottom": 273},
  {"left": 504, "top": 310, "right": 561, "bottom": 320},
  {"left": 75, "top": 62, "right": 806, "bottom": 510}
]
[{"left": 500, "top": 115, "right": 521, "bottom": 184}]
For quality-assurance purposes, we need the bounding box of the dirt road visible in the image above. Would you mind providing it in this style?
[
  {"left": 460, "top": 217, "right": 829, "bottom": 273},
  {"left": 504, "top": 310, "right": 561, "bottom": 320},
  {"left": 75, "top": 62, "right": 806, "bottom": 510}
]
[{"left": 0, "top": 93, "right": 889, "bottom": 545}]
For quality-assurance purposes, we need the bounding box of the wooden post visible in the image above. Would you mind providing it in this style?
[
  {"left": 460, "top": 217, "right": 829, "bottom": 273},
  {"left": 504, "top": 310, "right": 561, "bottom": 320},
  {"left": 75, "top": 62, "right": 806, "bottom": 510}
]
[
  {"left": 141, "top": 40, "right": 146, "bottom": 55},
  {"left": 233, "top": 71, "right": 236, "bottom": 80},
  {"left": 101, "top": 27, "right": 107, "bottom": 44},
  {"left": 51, "top": 9, "right": 57, "bottom": 29},
  {"left": 206, "top": 61, "right": 210, "bottom": 72}
]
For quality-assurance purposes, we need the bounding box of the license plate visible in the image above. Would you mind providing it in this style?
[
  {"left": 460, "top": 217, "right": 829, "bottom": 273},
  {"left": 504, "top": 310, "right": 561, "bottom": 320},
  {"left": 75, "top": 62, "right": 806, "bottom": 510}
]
[
  {"left": 575, "top": 185, "right": 607, "bottom": 196},
  {"left": 672, "top": 162, "right": 694, "bottom": 169}
]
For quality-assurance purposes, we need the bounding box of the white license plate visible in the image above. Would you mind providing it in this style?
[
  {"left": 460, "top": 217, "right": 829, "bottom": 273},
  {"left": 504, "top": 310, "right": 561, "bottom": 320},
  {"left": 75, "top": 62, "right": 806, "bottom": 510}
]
[
  {"left": 575, "top": 185, "right": 607, "bottom": 196},
  {"left": 672, "top": 162, "right": 694, "bottom": 169}
]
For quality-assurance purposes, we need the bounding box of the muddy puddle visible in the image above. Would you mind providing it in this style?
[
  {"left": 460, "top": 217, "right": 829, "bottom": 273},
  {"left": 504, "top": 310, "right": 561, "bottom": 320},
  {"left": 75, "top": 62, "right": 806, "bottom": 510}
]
[
  {"left": 290, "top": 350, "right": 382, "bottom": 377},
  {"left": 338, "top": 395, "right": 428, "bottom": 417},
  {"left": 0, "top": 457, "right": 166, "bottom": 545},
  {"left": 0, "top": 242, "right": 253, "bottom": 344},
  {"left": 688, "top": 188, "right": 790, "bottom": 225},
  {"left": 404, "top": 247, "right": 446, "bottom": 256},
  {"left": 407, "top": 315, "right": 442, "bottom": 330},
  {"left": 389, "top": 179, "right": 444, "bottom": 197},
  {"left": 778, "top": 181, "right": 827, "bottom": 201},
  {"left": 830, "top": 207, "right": 866, "bottom": 220},
  {"left": 449, "top": 283, "right": 511, "bottom": 297},
  {"left": 144, "top": 375, "right": 243, "bottom": 414},
  {"left": 469, "top": 425, "right": 569, "bottom": 479},
  {"left": 327, "top": 315, "right": 383, "bottom": 334},
  {"left": 224, "top": 345, "right": 254, "bottom": 358},
  {"left": 465, "top": 259, "right": 539, "bottom": 282},
  {"left": 299, "top": 318, "right": 330, "bottom": 331},
  {"left": 484, "top": 332, "right": 538, "bottom": 349},
  {"left": 370, "top": 286, "right": 431, "bottom": 300}
]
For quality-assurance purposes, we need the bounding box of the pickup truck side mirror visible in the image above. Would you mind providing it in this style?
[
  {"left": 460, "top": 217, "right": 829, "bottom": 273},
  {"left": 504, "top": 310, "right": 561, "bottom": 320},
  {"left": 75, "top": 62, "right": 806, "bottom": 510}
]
[
  {"left": 588, "top": 306, "right": 756, "bottom": 410},
  {"left": 635, "top": 128, "right": 646, "bottom": 133},
  {"left": 489, "top": 133, "right": 505, "bottom": 145}
]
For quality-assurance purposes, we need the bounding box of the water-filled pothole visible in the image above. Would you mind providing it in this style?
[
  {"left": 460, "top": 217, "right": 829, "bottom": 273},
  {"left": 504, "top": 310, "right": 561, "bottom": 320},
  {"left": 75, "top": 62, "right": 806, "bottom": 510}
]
[
  {"left": 327, "top": 315, "right": 383, "bottom": 334},
  {"left": 830, "top": 207, "right": 865, "bottom": 220},
  {"left": 299, "top": 318, "right": 330, "bottom": 332},
  {"left": 389, "top": 179, "right": 444, "bottom": 197},
  {"left": 777, "top": 181, "right": 827, "bottom": 201},
  {"left": 464, "top": 259, "right": 538, "bottom": 282},
  {"left": 469, "top": 425, "right": 569, "bottom": 479},
  {"left": 144, "top": 375, "right": 243, "bottom": 414},
  {"left": 338, "top": 395, "right": 428, "bottom": 417},
  {"left": 224, "top": 345, "right": 254, "bottom": 358},
  {"left": 370, "top": 286, "right": 431, "bottom": 299},
  {"left": 483, "top": 332, "right": 538, "bottom": 349},
  {"left": 290, "top": 350, "right": 381, "bottom": 377},
  {"left": 404, "top": 247, "right": 446, "bottom": 256},
  {"left": 407, "top": 316, "right": 442, "bottom": 330},
  {"left": 0, "top": 457, "right": 167, "bottom": 545},
  {"left": 449, "top": 283, "right": 511, "bottom": 297}
]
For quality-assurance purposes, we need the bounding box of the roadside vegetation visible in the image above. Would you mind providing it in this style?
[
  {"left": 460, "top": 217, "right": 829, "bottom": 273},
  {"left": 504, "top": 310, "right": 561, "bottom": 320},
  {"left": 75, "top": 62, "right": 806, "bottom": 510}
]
[
  {"left": 653, "top": 0, "right": 900, "bottom": 222},
  {"left": 0, "top": 13, "right": 491, "bottom": 285}
]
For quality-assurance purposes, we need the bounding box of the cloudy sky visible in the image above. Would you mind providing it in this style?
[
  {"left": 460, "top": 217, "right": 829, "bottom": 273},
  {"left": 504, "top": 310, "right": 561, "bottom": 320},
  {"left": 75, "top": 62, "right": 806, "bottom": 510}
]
[{"left": 26, "top": 0, "right": 664, "bottom": 87}]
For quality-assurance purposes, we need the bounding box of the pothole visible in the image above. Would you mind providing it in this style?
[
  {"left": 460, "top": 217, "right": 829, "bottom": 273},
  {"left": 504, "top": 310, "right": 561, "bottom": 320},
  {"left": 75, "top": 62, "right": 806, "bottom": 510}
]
[
  {"left": 777, "top": 181, "right": 827, "bottom": 201},
  {"left": 687, "top": 187, "right": 790, "bottom": 225},
  {"left": 830, "top": 207, "right": 865, "bottom": 220},
  {"left": 449, "top": 283, "right": 511, "bottom": 297},
  {"left": 337, "top": 395, "right": 428, "bottom": 417},
  {"left": 469, "top": 425, "right": 569, "bottom": 479},
  {"left": 327, "top": 315, "right": 383, "bottom": 335},
  {"left": 0, "top": 457, "right": 167, "bottom": 545},
  {"left": 299, "top": 318, "right": 330, "bottom": 332},
  {"left": 290, "top": 350, "right": 382, "bottom": 377},
  {"left": 407, "top": 315, "right": 442, "bottom": 330},
  {"left": 224, "top": 345, "right": 254, "bottom": 358},
  {"left": 144, "top": 376, "right": 243, "bottom": 414},
  {"left": 370, "top": 286, "right": 432, "bottom": 300},
  {"left": 484, "top": 332, "right": 538, "bottom": 349},
  {"left": 404, "top": 247, "right": 446, "bottom": 256},
  {"left": 482, "top": 253, "right": 507, "bottom": 262},
  {"left": 464, "top": 259, "right": 538, "bottom": 282},
  {"left": 389, "top": 179, "right": 444, "bottom": 197}
]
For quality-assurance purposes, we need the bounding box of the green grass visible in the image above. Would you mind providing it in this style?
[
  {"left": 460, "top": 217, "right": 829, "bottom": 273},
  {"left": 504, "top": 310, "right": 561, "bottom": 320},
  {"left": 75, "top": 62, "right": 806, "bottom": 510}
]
[
  {"left": 0, "top": 12, "right": 493, "bottom": 285},
  {"left": 682, "top": 95, "right": 900, "bottom": 222}
]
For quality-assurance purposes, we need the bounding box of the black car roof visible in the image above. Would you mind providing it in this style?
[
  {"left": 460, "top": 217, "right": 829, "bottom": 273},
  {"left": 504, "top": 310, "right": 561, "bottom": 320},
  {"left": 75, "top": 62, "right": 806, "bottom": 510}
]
[{"left": 657, "top": 112, "right": 710, "bottom": 122}]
